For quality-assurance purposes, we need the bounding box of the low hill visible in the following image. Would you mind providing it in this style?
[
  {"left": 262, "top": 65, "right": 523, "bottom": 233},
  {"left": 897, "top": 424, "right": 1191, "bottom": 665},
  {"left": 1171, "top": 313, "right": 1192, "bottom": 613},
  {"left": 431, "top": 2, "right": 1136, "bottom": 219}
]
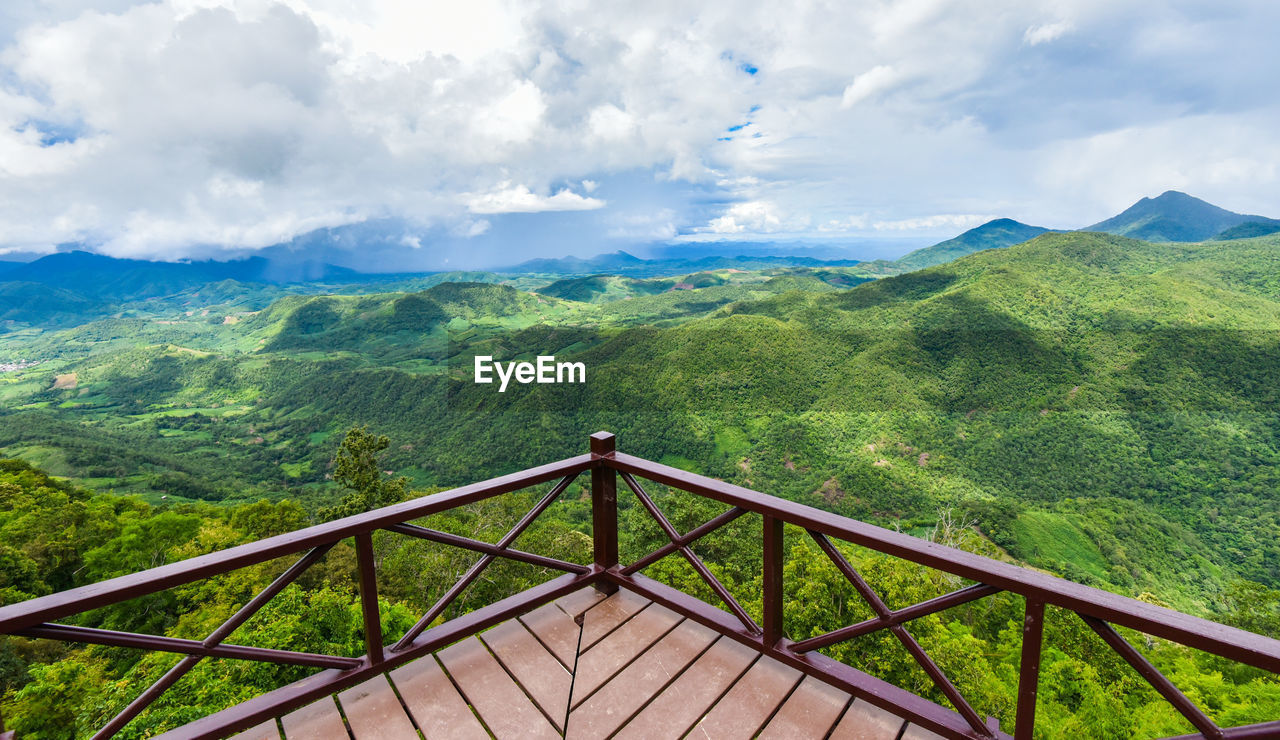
[
  {"left": 536, "top": 274, "right": 673, "bottom": 303},
  {"left": 1214, "top": 220, "right": 1280, "bottom": 240},
  {"left": 893, "top": 218, "right": 1051, "bottom": 270},
  {"left": 0, "top": 282, "right": 107, "bottom": 327},
  {"left": 1084, "top": 190, "right": 1279, "bottom": 242}
]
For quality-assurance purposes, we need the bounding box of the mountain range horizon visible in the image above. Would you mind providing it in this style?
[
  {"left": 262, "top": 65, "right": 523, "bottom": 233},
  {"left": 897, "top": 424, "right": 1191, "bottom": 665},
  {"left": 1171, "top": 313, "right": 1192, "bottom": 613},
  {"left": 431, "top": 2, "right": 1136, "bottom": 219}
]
[{"left": 1, "top": 189, "right": 1277, "bottom": 282}]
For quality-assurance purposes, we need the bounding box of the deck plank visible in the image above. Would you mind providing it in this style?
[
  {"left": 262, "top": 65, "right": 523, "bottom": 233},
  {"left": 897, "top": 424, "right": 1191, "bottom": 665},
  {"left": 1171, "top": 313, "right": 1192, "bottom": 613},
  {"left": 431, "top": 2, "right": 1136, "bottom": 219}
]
[
  {"left": 389, "top": 656, "right": 488, "bottom": 740},
  {"left": 829, "top": 696, "right": 911, "bottom": 737},
  {"left": 758, "top": 675, "right": 851, "bottom": 738},
  {"left": 579, "top": 588, "right": 650, "bottom": 649},
  {"left": 227, "top": 721, "right": 280, "bottom": 740},
  {"left": 571, "top": 602, "right": 681, "bottom": 704},
  {"left": 555, "top": 586, "right": 606, "bottom": 618},
  {"left": 686, "top": 654, "right": 803, "bottom": 739},
  {"left": 828, "top": 699, "right": 907, "bottom": 740},
  {"left": 519, "top": 602, "right": 582, "bottom": 669},
  {"left": 567, "top": 620, "right": 718, "bottom": 739},
  {"left": 437, "top": 635, "right": 560, "bottom": 740},
  {"left": 612, "top": 636, "right": 758, "bottom": 740},
  {"left": 336, "top": 674, "right": 419, "bottom": 740},
  {"left": 280, "top": 696, "right": 349, "bottom": 739},
  {"left": 900, "top": 723, "right": 947, "bottom": 739},
  {"left": 481, "top": 618, "right": 572, "bottom": 730}
]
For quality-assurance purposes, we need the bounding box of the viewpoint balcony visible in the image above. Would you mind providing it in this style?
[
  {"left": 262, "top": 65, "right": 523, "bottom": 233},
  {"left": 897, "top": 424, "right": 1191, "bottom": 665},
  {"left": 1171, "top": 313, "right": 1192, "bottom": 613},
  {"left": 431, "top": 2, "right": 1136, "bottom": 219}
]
[{"left": 1, "top": 432, "right": 1278, "bottom": 739}]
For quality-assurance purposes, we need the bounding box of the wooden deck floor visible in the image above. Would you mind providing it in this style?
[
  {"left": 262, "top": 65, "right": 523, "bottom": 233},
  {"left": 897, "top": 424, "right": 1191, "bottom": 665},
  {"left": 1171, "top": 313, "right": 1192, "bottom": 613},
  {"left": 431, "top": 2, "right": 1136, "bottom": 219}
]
[{"left": 223, "top": 588, "right": 940, "bottom": 740}]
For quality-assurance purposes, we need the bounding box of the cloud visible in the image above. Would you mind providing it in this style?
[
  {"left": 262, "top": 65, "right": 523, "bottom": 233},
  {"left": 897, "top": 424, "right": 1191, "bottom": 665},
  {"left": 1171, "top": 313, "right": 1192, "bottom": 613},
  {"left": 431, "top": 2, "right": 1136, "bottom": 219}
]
[
  {"left": 818, "top": 215, "right": 869, "bottom": 232},
  {"left": 841, "top": 65, "right": 899, "bottom": 108},
  {"left": 702, "top": 200, "right": 810, "bottom": 234},
  {"left": 607, "top": 208, "right": 678, "bottom": 240},
  {"left": 0, "top": 1, "right": 1277, "bottom": 260},
  {"left": 466, "top": 184, "right": 605, "bottom": 214},
  {"left": 1037, "top": 113, "right": 1280, "bottom": 222},
  {"left": 872, "top": 214, "right": 996, "bottom": 231},
  {"left": 1023, "top": 20, "right": 1074, "bottom": 46}
]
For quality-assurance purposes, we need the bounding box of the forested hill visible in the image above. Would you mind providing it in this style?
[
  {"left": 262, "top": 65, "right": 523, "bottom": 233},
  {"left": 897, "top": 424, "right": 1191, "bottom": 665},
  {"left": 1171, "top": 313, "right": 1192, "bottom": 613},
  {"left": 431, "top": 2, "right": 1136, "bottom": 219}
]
[
  {"left": 1, "top": 232, "right": 1279, "bottom": 617},
  {"left": 892, "top": 218, "right": 1051, "bottom": 271}
]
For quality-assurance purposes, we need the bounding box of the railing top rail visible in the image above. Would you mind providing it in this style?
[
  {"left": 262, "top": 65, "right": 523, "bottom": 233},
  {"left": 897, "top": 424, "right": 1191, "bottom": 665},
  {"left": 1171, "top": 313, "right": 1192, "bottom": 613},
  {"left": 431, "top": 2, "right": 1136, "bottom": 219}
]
[
  {"left": 605, "top": 451, "right": 1280, "bottom": 674},
  {"left": 0, "top": 453, "right": 593, "bottom": 634}
]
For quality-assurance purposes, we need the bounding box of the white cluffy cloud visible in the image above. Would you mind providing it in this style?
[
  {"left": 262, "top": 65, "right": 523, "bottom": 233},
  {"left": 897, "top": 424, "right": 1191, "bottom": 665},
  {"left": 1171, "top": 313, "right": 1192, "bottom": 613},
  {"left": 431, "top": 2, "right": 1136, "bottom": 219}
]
[
  {"left": 0, "top": 1, "right": 1278, "bottom": 260},
  {"left": 1023, "top": 20, "right": 1074, "bottom": 46},
  {"left": 704, "top": 201, "right": 809, "bottom": 234},
  {"left": 841, "top": 65, "right": 899, "bottom": 109},
  {"left": 466, "top": 184, "right": 605, "bottom": 214}
]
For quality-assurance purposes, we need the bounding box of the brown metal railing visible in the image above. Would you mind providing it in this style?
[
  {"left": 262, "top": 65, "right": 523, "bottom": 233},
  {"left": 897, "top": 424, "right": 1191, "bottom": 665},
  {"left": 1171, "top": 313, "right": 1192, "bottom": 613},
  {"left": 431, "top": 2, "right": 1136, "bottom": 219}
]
[{"left": 0, "top": 431, "right": 1278, "bottom": 740}]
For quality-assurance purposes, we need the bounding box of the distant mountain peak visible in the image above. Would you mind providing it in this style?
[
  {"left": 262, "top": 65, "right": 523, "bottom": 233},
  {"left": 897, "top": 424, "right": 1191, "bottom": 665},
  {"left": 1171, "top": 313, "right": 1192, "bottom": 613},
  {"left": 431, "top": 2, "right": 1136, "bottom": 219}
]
[
  {"left": 1085, "top": 191, "right": 1278, "bottom": 242},
  {"left": 893, "top": 218, "right": 1051, "bottom": 271}
]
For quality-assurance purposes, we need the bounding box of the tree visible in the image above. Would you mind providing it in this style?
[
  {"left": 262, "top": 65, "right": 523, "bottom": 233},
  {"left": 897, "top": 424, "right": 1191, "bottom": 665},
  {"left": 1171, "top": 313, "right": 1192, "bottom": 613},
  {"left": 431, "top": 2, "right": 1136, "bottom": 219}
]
[{"left": 318, "top": 426, "right": 409, "bottom": 522}]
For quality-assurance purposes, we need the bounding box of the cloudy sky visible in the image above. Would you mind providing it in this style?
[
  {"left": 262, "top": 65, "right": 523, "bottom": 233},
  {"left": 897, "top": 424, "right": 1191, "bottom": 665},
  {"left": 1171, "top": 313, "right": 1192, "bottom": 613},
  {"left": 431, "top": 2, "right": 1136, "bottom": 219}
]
[{"left": 1, "top": 0, "right": 1278, "bottom": 267}]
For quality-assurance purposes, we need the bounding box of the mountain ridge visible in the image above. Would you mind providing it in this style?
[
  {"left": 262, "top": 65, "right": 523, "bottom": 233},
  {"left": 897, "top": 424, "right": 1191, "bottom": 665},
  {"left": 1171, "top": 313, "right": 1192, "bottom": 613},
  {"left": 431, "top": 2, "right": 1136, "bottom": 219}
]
[
  {"left": 893, "top": 218, "right": 1053, "bottom": 270},
  {"left": 1084, "top": 190, "right": 1280, "bottom": 242}
]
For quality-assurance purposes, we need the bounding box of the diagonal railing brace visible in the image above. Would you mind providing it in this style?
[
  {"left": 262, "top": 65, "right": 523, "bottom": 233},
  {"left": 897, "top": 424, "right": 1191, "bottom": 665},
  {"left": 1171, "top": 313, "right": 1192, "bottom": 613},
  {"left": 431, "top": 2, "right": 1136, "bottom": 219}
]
[
  {"left": 392, "top": 473, "right": 579, "bottom": 652},
  {"left": 1081, "top": 614, "right": 1223, "bottom": 740},
  {"left": 805, "top": 530, "right": 995, "bottom": 739},
  {"left": 90, "top": 543, "right": 335, "bottom": 739},
  {"left": 619, "top": 472, "right": 760, "bottom": 634}
]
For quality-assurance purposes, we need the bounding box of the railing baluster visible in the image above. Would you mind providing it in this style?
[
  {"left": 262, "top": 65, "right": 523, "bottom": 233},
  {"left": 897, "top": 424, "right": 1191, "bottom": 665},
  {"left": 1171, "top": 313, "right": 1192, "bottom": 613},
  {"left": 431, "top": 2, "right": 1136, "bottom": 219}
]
[
  {"left": 763, "top": 514, "right": 784, "bottom": 647},
  {"left": 355, "top": 532, "right": 383, "bottom": 664},
  {"left": 1015, "top": 598, "right": 1045, "bottom": 740},
  {"left": 591, "top": 431, "right": 619, "bottom": 595}
]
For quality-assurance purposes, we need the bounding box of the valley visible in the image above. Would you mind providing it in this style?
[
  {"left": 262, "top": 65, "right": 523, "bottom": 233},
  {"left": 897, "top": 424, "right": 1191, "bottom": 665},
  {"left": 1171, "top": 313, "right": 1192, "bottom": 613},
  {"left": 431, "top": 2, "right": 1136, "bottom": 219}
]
[
  {"left": 1, "top": 215, "right": 1278, "bottom": 614},
  {"left": 3, "top": 193, "right": 1280, "bottom": 737}
]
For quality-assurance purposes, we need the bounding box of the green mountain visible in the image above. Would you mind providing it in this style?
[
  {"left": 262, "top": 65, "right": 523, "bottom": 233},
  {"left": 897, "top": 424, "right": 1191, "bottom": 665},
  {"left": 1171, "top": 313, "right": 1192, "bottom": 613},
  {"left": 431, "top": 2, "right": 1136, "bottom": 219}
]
[
  {"left": 893, "top": 218, "right": 1051, "bottom": 270},
  {"left": 507, "top": 249, "right": 864, "bottom": 278},
  {"left": 3, "top": 250, "right": 364, "bottom": 302},
  {"left": 507, "top": 250, "right": 647, "bottom": 273},
  {"left": 0, "top": 282, "right": 108, "bottom": 328},
  {"left": 1214, "top": 220, "right": 1280, "bottom": 240},
  {"left": 1085, "top": 190, "right": 1279, "bottom": 242}
]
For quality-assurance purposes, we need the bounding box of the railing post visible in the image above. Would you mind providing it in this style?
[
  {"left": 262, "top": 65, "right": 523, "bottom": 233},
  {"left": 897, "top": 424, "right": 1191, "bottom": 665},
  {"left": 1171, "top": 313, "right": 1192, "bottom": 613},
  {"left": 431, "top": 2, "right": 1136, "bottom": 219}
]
[
  {"left": 354, "top": 532, "right": 384, "bottom": 663},
  {"left": 590, "top": 431, "right": 619, "bottom": 595},
  {"left": 763, "top": 514, "right": 784, "bottom": 647},
  {"left": 1014, "top": 598, "right": 1045, "bottom": 740}
]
